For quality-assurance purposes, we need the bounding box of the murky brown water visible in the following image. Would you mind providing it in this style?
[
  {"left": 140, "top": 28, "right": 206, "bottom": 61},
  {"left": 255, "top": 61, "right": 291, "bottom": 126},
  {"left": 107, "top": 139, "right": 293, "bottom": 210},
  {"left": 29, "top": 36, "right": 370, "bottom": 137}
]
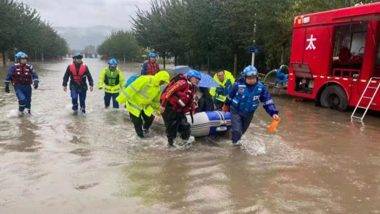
[{"left": 0, "top": 59, "right": 379, "bottom": 213}]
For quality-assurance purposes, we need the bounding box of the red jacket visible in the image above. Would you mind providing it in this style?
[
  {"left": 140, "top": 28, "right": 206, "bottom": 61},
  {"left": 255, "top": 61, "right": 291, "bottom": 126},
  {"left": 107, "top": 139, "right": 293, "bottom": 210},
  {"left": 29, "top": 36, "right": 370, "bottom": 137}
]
[
  {"left": 141, "top": 60, "right": 160, "bottom": 75},
  {"left": 161, "top": 76, "right": 197, "bottom": 113}
]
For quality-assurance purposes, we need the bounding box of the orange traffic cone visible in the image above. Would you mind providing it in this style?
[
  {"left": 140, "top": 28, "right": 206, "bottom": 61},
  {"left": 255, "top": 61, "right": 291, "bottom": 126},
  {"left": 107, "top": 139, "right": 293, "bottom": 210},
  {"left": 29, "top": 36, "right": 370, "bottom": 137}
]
[{"left": 267, "top": 117, "right": 281, "bottom": 134}]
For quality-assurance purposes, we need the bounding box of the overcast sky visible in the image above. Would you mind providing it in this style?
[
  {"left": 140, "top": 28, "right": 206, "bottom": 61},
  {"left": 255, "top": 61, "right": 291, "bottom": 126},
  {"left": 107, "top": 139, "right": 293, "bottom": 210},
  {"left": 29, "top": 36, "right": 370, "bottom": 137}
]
[{"left": 18, "top": 0, "right": 151, "bottom": 29}]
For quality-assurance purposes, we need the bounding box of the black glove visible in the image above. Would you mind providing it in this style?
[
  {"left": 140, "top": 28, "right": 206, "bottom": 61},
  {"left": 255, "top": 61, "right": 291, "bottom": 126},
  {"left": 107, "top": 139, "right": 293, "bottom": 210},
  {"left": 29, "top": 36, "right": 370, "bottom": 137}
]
[
  {"left": 5, "top": 83, "right": 10, "bottom": 93},
  {"left": 33, "top": 80, "right": 39, "bottom": 89}
]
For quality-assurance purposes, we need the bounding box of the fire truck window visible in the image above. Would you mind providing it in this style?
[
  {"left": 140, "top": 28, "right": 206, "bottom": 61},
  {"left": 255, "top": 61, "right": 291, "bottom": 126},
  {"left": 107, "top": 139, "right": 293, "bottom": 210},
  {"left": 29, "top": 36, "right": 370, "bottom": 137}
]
[
  {"left": 376, "top": 43, "right": 380, "bottom": 76},
  {"left": 333, "top": 23, "right": 367, "bottom": 70}
]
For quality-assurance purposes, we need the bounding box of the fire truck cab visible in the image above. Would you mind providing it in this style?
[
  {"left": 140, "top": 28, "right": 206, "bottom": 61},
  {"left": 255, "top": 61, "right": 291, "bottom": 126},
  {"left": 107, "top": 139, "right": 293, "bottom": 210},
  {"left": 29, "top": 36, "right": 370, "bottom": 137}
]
[{"left": 288, "top": 2, "right": 380, "bottom": 112}]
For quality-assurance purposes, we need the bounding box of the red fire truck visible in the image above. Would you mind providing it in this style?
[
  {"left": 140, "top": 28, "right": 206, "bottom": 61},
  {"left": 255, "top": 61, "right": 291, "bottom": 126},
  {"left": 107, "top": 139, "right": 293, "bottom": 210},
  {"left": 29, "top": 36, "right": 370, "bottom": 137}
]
[{"left": 288, "top": 2, "right": 380, "bottom": 119}]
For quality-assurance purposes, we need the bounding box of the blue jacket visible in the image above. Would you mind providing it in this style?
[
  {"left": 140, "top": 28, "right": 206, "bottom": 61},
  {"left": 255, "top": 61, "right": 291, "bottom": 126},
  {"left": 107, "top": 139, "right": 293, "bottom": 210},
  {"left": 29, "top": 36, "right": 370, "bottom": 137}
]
[
  {"left": 227, "top": 78, "right": 278, "bottom": 117},
  {"left": 5, "top": 63, "right": 38, "bottom": 85},
  {"left": 216, "top": 79, "right": 233, "bottom": 95},
  {"left": 275, "top": 69, "right": 288, "bottom": 84}
]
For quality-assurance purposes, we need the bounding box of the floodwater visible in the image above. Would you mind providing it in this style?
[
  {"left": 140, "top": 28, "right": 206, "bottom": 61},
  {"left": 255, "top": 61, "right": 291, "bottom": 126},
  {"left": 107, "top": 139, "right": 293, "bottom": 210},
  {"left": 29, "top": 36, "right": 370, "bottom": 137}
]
[{"left": 0, "top": 59, "right": 379, "bottom": 214}]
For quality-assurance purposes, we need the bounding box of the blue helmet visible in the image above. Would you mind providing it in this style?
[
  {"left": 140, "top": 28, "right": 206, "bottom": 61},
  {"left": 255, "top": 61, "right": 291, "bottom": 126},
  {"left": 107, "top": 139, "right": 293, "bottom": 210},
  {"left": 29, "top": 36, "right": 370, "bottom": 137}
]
[
  {"left": 186, "top": 69, "right": 202, "bottom": 80},
  {"left": 108, "top": 58, "right": 118, "bottom": 67},
  {"left": 148, "top": 52, "right": 157, "bottom": 58},
  {"left": 15, "top": 51, "right": 28, "bottom": 60},
  {"left": 242, "top": 65, "right": 258, "bottom": 77}
]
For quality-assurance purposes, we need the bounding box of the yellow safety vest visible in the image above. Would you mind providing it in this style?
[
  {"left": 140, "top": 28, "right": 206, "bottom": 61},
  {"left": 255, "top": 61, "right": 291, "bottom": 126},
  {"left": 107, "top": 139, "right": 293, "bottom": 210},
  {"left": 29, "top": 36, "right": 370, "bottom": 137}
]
[{"left": 98, "top": 67, "right": 125, "bottom": 94}]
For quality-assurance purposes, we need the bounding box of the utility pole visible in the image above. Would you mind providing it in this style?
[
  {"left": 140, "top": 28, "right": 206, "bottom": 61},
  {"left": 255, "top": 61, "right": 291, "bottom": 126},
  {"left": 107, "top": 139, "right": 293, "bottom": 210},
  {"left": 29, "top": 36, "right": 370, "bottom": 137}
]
[
  {"left": 252, "top": 3, "right": 257, "bottom": 67},
  {"left": 251, "top": 43, "right": 255, "bottom": 66}
]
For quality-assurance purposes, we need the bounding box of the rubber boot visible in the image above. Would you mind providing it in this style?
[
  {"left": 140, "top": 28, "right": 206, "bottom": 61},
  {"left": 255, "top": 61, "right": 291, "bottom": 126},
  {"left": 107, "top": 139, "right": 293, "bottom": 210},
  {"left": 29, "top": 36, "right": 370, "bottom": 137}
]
[
  {"left": 168, "top": 139, "right": 175, "bottom": 147},
  {"left": 179, "top": 136, "right": 194, "bottom": 148},
  {"left": 26, "top": 109, "right": 31, "bottom": 116},
  {"left": 143, "top": 129, "right": 150, "bottom": 137},
  {"left": 232, "top": 140, "right": 242, "bottom": 146}
]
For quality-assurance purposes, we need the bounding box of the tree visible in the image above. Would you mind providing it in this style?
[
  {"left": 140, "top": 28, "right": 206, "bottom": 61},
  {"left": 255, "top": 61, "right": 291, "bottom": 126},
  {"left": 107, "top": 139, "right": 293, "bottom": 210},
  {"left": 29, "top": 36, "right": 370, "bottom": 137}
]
[
  {"left": 0, "top": 0, "right": 68, "bottom": 65},
  {"left": 132, "top": 0, "right": 377, "bottom": 74},
  {"left": 97, "top": 31, "right": 141, "bottom": 62}
]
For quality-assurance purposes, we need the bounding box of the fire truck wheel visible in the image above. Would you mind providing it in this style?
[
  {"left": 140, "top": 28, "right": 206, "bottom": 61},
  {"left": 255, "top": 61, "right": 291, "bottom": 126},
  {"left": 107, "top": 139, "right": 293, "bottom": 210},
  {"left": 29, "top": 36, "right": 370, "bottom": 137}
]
[{"left": 320, "top": 85, "right": 348, "bottom": 111}]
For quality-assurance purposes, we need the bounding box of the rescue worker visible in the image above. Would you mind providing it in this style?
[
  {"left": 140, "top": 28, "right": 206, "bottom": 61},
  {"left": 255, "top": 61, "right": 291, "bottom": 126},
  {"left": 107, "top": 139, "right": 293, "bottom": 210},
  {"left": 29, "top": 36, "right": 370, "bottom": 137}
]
[
  {"left": 63, "top": 54, "right": 94, "bottom": 115},
  {"left": 141, "top": 52, "right": 160, "bottom": 75},
  {"left": 117, "top": 71, "right": 170, "bottom": 138},
  {"left": 210, "top": 70, "right": 235, "bottom": 110},
  {"left": 97, "top": 58, "right": 125, "bottom": 109},
  {"left": 275, "top": 65, "right": 288, "bottom": 87},
  {"left": 160, "top": 70, "right": 201, "bottom": 147},
  {"left": 4, "top": 51, "right": 39, "bottom": 115},
  {"left": 224, "top": 65, "right": 280, "bottom": 146}
]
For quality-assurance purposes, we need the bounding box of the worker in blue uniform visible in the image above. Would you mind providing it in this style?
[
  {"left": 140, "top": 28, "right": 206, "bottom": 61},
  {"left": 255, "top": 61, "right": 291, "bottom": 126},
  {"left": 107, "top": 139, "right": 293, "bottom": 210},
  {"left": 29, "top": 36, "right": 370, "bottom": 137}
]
[{"left": 224, "top": 65, "right": 280, "bottom": 146}]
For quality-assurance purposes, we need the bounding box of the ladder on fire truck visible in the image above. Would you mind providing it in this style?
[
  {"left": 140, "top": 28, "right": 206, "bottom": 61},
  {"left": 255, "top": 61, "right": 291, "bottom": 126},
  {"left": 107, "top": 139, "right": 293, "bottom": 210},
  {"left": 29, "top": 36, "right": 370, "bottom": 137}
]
[{"left": 351, "top": 77, "right": 380, "bottom": 122}]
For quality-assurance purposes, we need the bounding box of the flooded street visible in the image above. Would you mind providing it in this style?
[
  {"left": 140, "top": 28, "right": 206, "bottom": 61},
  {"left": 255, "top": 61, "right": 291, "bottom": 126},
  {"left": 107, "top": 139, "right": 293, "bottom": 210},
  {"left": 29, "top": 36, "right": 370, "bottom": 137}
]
[{"left": 0, "top": 59, "right": 379, "bottom": 213}]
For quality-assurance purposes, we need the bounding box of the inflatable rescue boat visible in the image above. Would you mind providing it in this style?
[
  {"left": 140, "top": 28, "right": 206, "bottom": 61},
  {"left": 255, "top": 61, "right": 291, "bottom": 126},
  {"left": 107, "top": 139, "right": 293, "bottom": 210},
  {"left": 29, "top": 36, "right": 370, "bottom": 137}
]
[{"left": 154, "top": 111, "right": 231, "bottom": 137}]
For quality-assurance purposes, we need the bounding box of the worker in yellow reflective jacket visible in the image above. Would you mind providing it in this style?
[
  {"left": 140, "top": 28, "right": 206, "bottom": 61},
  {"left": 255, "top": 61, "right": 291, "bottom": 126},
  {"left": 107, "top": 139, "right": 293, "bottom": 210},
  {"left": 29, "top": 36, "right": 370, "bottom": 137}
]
[
  {"left": 117, "top": 70, "right": 170, "bottom": 138},
  {"left": 210, "top": 70, "right": 235, "bottom": 110},
  {"left": 98, "top": 58, "right": 125, "bottom": 108}
]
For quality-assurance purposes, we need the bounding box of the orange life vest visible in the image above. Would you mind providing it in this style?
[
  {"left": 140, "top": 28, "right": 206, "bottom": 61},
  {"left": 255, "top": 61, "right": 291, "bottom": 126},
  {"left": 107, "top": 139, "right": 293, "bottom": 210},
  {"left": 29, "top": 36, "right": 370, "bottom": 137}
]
[{"left": 69, "top": 63, "right": 87, "bottom": 84}]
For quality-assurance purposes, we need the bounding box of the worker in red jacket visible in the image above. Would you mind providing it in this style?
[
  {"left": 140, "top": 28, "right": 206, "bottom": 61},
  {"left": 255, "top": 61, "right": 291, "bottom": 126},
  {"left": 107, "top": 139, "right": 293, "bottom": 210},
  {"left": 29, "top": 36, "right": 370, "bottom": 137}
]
[
  {"left": 62, "top": 54, "right": 94, "bottom": 115},
  {"left": 160, "top": 70, "right": 202, "bottom": 147},
  {"left": 4, "top": 51, "right": 39, "bottom": 116},
  {"left": 141, "top": 52, "right": 160, "bottom": 75}
]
